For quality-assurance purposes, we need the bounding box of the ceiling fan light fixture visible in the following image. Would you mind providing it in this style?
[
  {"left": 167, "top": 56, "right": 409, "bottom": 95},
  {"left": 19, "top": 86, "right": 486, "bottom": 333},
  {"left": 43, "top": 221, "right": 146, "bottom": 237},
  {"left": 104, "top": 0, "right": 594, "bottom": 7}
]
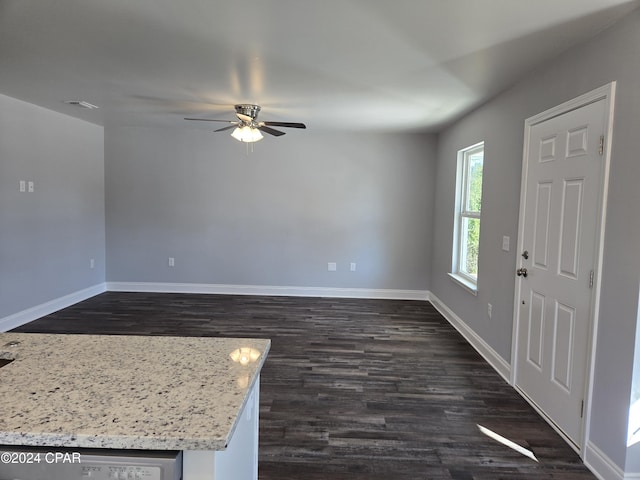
[{"left": 231, "top": 125, "right": 263, "bottom": 143}]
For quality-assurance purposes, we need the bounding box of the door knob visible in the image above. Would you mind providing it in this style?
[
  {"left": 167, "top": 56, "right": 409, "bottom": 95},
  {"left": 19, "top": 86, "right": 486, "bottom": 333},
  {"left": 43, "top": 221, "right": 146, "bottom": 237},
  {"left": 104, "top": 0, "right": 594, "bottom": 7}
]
[{"left": 516, "top": 267, "right": 528, "bottom": 278}]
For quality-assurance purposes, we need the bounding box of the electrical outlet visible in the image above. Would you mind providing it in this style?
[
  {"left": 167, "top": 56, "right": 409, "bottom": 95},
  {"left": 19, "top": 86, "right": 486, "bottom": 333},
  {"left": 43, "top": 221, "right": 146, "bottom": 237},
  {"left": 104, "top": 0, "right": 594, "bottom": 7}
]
[
  {"left": 168, "top": 257, "right": 175, "bottom": 267},
  {"left": 28, "top": 181, "right": 34, "bottom": 193},
  {"left": 19, "top": 180, "right": 26, "bottom": 192},
  {"left": 90, "top": 258, "right": 95, "bottom": 269},
  {"left": 350, "top": 262, "right": 356, "bottom": 272},
  {"left": 328, "top": 262, "right": 337, "bottom": 271},
  {"left": 488, "top": 303, "right": 493, "bottom": 318}
]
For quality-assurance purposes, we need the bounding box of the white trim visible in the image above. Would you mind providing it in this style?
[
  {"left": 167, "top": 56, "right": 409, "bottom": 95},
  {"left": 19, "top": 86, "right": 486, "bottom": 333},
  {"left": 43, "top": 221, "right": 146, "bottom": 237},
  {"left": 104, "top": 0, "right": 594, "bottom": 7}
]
[
  {"left": 447, "top": 272, "right": 478, "bottom": 296},
  {"left": 584, "top": 441, "right": 625, "bottom": 480},
  {"left": 428, "top": 291, "right": 511, "bottom": 383},
  {"left": 106, "top": 282, "right": 430, "bottom": 301},
  {"left": 0, "top": 283, "right": 107, "bottom": 332},
  {"left": 511, "top": 82, "right": 616, "bottom": 454}
]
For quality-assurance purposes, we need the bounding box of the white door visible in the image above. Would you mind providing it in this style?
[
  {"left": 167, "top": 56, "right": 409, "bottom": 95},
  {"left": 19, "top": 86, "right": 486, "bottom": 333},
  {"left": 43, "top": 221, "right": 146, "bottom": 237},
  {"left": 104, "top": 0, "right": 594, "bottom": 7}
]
[{"left": 514, "top": 97, "right": 608, "bottom": 448}]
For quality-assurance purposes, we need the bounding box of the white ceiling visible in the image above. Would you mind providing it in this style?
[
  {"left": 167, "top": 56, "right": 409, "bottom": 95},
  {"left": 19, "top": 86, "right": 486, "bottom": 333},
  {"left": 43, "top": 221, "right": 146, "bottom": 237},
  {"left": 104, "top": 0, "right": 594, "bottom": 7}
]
[{"left": 1, "top": 0, "right": 638, "bottom": 133}]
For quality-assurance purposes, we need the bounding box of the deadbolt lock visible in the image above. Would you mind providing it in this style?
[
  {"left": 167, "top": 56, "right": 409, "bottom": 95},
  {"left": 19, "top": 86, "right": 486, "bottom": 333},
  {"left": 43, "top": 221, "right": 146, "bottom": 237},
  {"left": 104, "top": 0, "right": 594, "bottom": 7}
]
[{"left": 521, "top": 250, "right": 529, "bottom": 259}]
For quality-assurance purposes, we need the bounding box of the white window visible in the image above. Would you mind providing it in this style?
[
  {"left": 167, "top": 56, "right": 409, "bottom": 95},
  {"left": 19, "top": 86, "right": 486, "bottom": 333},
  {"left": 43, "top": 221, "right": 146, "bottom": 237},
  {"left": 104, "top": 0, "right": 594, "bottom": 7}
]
[{"left": 451, "top": 142, "right": 484, "bottom": 292}]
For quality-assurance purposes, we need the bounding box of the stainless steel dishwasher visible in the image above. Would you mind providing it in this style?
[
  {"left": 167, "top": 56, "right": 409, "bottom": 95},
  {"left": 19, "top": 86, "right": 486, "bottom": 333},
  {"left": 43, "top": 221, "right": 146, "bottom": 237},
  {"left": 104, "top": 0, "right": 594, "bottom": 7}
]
[{"left": 0, "top": 446, "right": 182, "bottom": 480}]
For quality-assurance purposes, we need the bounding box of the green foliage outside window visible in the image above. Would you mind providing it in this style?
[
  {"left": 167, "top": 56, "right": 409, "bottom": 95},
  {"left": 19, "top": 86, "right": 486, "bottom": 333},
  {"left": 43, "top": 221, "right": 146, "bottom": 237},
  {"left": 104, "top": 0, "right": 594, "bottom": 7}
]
[
  {"left": 463, "top": 218, "right": 480, "bottom": 277},
  {"left": 467, "top": 156, "right": 483, "bottom": 212}
]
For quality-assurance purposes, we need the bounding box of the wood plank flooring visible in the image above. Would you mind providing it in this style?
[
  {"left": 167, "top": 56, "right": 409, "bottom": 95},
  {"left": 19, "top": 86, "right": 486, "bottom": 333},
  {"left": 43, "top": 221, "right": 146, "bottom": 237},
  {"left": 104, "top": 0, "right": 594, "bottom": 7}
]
[{"left": 13, "top": 292, "right": 597, "bottom": 479}]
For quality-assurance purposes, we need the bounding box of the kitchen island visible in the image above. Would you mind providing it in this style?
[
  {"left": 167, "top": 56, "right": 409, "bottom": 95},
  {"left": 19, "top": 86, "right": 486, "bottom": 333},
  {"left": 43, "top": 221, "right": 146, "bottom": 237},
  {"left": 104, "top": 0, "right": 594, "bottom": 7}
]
[{"left": 0, "top": 332, "right": 270, "bottom": 480}]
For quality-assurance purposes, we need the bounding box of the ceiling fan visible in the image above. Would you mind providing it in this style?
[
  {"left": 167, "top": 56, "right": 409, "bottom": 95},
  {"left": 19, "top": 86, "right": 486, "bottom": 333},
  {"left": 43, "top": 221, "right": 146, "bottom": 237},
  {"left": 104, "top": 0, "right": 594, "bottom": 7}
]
[{"left": 184, "top": 104, "right": 306, "bottom": 143}]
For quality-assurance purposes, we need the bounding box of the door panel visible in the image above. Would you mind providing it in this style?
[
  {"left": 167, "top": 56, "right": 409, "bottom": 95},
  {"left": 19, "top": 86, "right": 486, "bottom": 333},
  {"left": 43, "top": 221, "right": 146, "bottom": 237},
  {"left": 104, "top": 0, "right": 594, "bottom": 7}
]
[
  {"left": 566, "top": 126, "right": 589, "bottom": 158},
  {"left": 552, "top": 302, "right": 575, "bottom": 392},
  {"left": 539, "top": 135, "right": 557, "bottom": 162},
  {"left": 527, "top": 292, "right": 545, "bottom": 370},
  {"left": 559, "top": 179, "right": 583, "bottom": 278},
  {"left": 533, "top": 182, "right": 552, "bottom": 269}
]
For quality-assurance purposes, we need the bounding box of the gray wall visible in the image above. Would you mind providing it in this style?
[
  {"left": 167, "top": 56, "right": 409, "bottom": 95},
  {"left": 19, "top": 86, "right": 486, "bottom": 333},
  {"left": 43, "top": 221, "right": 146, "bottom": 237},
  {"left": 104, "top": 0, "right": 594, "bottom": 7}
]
[
  {"left": 105, "top": 127, "right": 436, "bottom": 291},
  {"left": 0, "top": 94, "right": 105, "bottom": 319},
  {"left": 430, "top": 9, "right": 640, "bottom": 472}
]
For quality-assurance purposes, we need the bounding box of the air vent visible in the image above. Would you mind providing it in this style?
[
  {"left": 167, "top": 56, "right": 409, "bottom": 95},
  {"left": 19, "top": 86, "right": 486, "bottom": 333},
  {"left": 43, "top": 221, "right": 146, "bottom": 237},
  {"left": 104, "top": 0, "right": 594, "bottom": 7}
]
[{"left": 64, "top": 100, "right": 99, "bottom": 109}]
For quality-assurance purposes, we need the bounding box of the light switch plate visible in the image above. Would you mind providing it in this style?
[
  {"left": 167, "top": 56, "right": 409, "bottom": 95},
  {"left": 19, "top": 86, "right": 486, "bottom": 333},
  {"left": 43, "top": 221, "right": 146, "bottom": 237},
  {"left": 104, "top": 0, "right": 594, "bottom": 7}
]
[{"left": 502, "top": 236, "right": 510, "bottom": 252}]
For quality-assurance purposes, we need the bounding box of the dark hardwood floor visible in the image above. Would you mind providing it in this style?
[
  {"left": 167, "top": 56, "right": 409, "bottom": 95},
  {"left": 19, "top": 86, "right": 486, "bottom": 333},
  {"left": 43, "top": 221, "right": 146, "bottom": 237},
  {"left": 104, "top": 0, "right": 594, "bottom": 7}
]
[{"left": 13, "top": 292, "right": 596, "bottom": 479}]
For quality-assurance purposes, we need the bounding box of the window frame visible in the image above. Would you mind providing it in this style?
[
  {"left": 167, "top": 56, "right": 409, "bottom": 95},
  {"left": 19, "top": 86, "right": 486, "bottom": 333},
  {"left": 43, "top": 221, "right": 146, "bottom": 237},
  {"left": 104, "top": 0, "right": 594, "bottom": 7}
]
[{"left": 450, "top": 141, "right": 484, "bottom": 294}]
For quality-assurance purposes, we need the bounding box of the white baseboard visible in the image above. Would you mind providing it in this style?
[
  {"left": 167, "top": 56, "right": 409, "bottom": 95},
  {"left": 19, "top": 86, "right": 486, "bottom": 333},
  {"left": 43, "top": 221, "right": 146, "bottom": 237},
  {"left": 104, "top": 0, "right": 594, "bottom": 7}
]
[
  {"left": 0, "top": 282, "right": 428, "bottom": 332},
  {"left": 427, "top": 291, "right": 511, "bottom": 383},
  {"left": 584, "top": 440, "right": 640, "bottom": 480},
  {"left": 584, "top": 441, "right": 626, "bottom": 480},
  {"left": 106, "top": 282, "right": 430, "bottom": 301},
  {"left": 0, "top": 283, "right": 107, "bottom": 332}
]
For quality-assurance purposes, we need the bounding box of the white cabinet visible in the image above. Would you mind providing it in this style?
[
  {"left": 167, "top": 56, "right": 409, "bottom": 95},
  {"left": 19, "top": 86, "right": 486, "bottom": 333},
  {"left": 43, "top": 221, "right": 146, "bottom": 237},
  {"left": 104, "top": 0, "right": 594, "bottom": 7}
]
[{"left": 183, "top": 376, "right": 260, "bottom": 480}]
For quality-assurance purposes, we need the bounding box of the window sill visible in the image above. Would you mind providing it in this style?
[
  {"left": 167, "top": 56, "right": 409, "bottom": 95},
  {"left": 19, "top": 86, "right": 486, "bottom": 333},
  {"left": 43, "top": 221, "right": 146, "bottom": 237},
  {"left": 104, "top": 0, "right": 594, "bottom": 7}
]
[{"left": 448, "top": 273, "right": 478, "bottom": 296}]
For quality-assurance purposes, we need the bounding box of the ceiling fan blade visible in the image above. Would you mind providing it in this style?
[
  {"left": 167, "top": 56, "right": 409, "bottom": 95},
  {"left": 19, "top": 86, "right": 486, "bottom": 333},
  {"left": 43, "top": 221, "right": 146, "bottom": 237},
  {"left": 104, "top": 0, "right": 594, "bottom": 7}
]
[
  {"left": 258, "top": 125, "right": 286, "bottom": 137},
  {"left": 262, "top": 121, "right": 306, "bottom": 129},
  {"left": 214, "top": 124, "right": 238, "bottom": 133},
  {"left": 184, "top": 117, "right": 235, "bottom": 123}
]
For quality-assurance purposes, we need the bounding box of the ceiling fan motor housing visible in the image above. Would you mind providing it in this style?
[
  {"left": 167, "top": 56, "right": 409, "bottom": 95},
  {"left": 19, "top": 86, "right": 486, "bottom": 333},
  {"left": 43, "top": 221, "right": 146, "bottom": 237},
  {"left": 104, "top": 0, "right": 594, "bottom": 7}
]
[{"left": 235, "top": 104, "right": 260, "bottom": 120}]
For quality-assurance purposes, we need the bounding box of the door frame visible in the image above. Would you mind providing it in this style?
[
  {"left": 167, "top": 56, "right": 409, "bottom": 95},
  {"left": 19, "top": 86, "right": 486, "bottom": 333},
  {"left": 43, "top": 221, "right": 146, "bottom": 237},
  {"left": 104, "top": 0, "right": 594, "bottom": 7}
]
[{"left": 510, "top": 82, "right": 616, "bottom": 455}]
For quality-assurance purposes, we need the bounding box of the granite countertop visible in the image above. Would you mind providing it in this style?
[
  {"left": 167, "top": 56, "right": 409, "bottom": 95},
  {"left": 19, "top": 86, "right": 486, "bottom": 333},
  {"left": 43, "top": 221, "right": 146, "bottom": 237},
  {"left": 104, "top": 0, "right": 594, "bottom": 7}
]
[{"left": 0, "top": 332, "right": 270, "bottom": 451}]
